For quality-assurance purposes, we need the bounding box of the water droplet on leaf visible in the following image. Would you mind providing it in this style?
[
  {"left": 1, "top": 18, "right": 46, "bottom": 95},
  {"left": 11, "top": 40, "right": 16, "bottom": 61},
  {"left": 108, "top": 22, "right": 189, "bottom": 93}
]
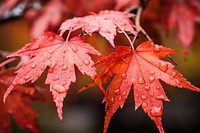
[
  {"left": 149, "top": 76, "right": 155, "bottom": 83},
  {"left": 53, "top": 76, "right": 59, "bottom": 81},
  {"left": 24, "top": 75, "right": 31, "bottom": 81},
  {"left": 150, "top": 71, "right": 155, "bottom": 75},
  {"left": 175, "top": 78, "right": 181, "bottom": 85},
  {"left": 79, "top": 62, "right": 83, "bottom": 66},
  {"left": 30, "top": 64, "right": 37, "bottom": 69},
  {"left": 83, "top": 60, "right": 90, "bottom": 66},
  {"left": 145, "top": 86, "right": 150, "bottom": 91},
  {"left": 141, "top": 94, "right": 147, "bottom": 100},
  {"left": 62, "top": 65, "right": 68, "bottom": 70},
  {"left": 155, "top": 95, "right": 165, "bottom": 100},
  {"left": 118, "top": 96, "right": 122, "bottom": 101},
  {"left": 122, "top": 91, "right": 126, "bottom": 96},
  {"left": 138, "top": 77, "right": 145, "bottom": 84},
  {"left": 159, "top": 62, "right": 168, "bottom": 72},
  {"left": 40, "top": 64, "right": 45, "bottom": 71},
  {"left": 72, "top": 46, "right": 78, "bottom": 52},
  {"left": 170, "top": 71, "right": 177, "bottom": 80},
  {"left": 48, "top": 50, "right": 53, "bottom": 54},
  {"left": 150, "top": 106, "right": 162, "bottom": 117},
  {"left": 142, "top": 102, "right": 148, "bottom": 108},
  {"left": 114, "top": 89, "right": 120, "bottom": 94},
  {"left": 122, "top": 73, "right": 126, "bottom": 79},
  {"left": 52, "top": 84, "right": 67, "bottom": 94},
  {"left": 111, "top": 98, "right": 114, "bottom": 103}
]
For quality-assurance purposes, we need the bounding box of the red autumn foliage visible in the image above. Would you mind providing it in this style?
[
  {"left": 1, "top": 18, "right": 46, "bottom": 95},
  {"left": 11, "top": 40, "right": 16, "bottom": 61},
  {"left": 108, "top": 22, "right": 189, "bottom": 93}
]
[
  {"left": 0, "top": 0, "right": 200, "bottom": 133},
  {"left": 3, "top": 31, "right": 101, "bottom": 120},
  {"left": 0, "top": 68, "right": 44, "bottom": 133},
  {"left": 86, "top": 41, "right": 200, "bottom": 133}
]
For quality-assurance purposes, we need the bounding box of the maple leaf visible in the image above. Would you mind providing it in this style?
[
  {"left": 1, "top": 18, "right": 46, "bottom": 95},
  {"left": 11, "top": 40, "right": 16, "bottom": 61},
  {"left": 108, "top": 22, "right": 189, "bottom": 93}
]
[
  {"left": 30, "top": 0, "right": 69, "bottom": 37},
  {"left": 161, "top": 0, "right": 200, "bottom": 56},
  {"left": 3, "top": 31, "right": 101, "bottom": 120},
  {"left": 92, "top": 41, "right": 200, "bottom": 133},
  {"left": 59, "top": 10, "right": 135, "bottom": 47},
  {"left": 0, "top": 68, "right": 43, "bottom": 133}
]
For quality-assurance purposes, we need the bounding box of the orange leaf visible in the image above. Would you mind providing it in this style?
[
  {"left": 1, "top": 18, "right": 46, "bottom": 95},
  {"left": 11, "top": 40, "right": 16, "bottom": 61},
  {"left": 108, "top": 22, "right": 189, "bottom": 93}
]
[{"left": 94, "top": 41, "right": 200, "bottom": 133}]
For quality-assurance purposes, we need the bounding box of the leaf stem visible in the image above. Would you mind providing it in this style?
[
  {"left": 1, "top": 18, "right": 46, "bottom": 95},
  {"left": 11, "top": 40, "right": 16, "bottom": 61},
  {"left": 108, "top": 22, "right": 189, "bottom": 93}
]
[
  {"left": 66, "top": 27, "right": 73, "bottom": 41},
  {"left": 0, "top": 58, "right": 17, "bottom": 68},
  {"left": 115, "top": 23, "right": 134, "bottom": 50},
  {"left": 135, "top": 5, "right": 152, "bottom": 42}
]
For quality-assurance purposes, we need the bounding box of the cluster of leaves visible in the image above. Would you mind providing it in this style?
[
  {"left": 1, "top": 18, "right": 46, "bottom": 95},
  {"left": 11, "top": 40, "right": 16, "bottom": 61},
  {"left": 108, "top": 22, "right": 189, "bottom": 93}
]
[
  {"left": 0, "top": 68, "right": 44, "bottom": 133},
  {"left": 1, "top": 0, "right": 200, "bottom": 133}
]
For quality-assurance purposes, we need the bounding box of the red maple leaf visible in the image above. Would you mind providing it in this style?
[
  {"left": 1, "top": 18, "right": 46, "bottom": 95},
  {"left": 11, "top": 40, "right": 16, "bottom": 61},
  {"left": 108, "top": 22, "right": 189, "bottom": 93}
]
[
  {"left": 92, "top": 41, "right": 200, "bottom": 133},
  {"left": 0, "top": 68, "right": 43, "bottom": 133},
  {"left": 162, "top": 0, "right": 200, "bottom": 56},
  {"left": 29, "top": 0, "right": 69, "bottom": 37},
  {"left": 3, "top": 31, "right": 101, "bottom": 120},
  {"left": 59, "top": 10, "right": 135, "bottom": 47}
]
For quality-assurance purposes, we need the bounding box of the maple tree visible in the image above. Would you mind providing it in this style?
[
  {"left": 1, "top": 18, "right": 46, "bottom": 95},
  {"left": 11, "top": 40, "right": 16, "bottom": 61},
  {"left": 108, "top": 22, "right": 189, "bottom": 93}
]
[{"left": 0, "top": 0, "right": 200, "bottom": 133}]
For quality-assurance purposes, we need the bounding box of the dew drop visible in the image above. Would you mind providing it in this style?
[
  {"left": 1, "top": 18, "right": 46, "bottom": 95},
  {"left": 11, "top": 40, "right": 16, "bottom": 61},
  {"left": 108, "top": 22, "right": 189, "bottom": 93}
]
[
  {"left": 112, "top": 108, "right": 115, "bottom": 113},
  {"left": 159, "top": 62, "right": 168, "bottom": 72},
  {"left": 156, "top": 86, "right": 160, "bottom": 90},
  {"left": 83, "top": 60, "right": 90, "bottom": 66},
  {"left": 72, "top": 46, "right": 78, "bottom": 52},
  {"left": 114, "top": 89, "right": 120, "bottom": 94},
  {"left": 155, "top": 95, "right": 165, "bottom": 100},
  {"left": 153, "top": 45, "right": 161, "bottom": 52},
  {"left": 53, "top": 76, "right": 59, "bottom": 81},
  {"left": 122, "top": 91, "right": 126, "bottom": 96},
  {"left": 62, "top": 82, "right": 67, "bottom": 85},
  {"left": 145, "top": 86, "right": 150, "bottom": 91},
  {"left": 62, "top": 65, "right": 68, "bottom": 70},
  {"left": 12, "top": 81, "right": 18, "bottom": 86},
  {"left": 124, "top": 80, "right": 128, "bottom": 83},
  {"left": 123, "top": 58, "right": 129, "bottom": 64},
  {"left": 24, "top": 75, "right": 31, "bottom": 81},
  {"left": 111, "top": 98, "right": 114, "bottom": 103},
  {"left": 79, "top": 62, "right": 83, "bottom": 66},
  {"left": 48, "top": 50, "right": 53, "bottom": 54},
  {"left": 58, "top": 99, "right": 62, "bottom": 103},
  {"left": 50, "top": 62, "right": 57, "bottom": 69},
  {"left": 118, "top": 96, "right": 122, "bottom": 101},
  {"left": 66, "top": 75, "right": 71, "bottom": 78},
  {"left": 150, "top": 106, "right": 162, "bottom": 117},
  {"left": 175, "top": 78, "right": 181, "bottom": 85},
  {"left": 52, "top": 84, "right": 67, "bottom": 94},
  {"left": 40, "top": 64, "right": 45, "bottom": 71},
  {"left": 142, "top": 102, "right": 148, "bottom": 108},
  {"left": 36, "top": 73, "right": 40, "bottom": 77},
  {"left": 49, "top": 36, "right": 55, "bottom": 42},
  {"left": 141, "top": 94, "right": 148, "bottom": 100},
  {"left": 149, "top": 76, "right": 155, "bottom": 83},
  {"left": 138, "top": 77, "right": 145, "bottom": 84},
  {"left": 170, "top": 71, "right": 177, "bottom": 80},
  {"left": 150, "top": 92, "right": 154, "bottom": 97},
  {"left": 30, "top": 64, "right": 37, "bottom": 69},
  {"left": 150, "top": 70, "right": 155, "bottom": 75},
  {"left": 122, "top": 73, "right": 126, "bottom": 79}
]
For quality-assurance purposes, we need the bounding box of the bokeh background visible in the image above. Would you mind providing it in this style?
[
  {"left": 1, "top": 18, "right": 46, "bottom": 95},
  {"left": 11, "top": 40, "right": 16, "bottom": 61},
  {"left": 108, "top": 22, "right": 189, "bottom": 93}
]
[{"left": 1, "top": 0, "right": 200, "bottom": 133}]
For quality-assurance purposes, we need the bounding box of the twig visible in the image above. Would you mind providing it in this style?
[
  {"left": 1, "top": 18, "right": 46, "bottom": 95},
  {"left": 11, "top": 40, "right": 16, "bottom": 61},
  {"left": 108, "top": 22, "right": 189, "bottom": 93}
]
[
  {"left": 0, "top": 58, "right": 17, "bottom": 68},
  {"left": 115, "top": 23, "right": 135, "bottom": 50}
]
